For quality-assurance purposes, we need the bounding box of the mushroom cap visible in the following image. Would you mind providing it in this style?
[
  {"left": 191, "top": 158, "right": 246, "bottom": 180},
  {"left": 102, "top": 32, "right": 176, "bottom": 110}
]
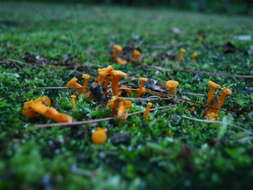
[
  {"left": 207, "top": 81, "right": 220, "bottom": 88},
  {"left": 91, "top": 128, "right": 107, "bottom": 144},
  {"left": 112, "top": 70, "right": 128, "bottom": 78},
  {"left": 147, "top": 102, "right": 153, "bottom": 107},
  {"left": 113, "top": 45, "right": 123, "bottom": 52},
  {"left": 22, "top": 96, "right": 51, "bottom": 118},
  {"left": 133, "top": 49, "right": 141, "bottom": 57},
  {"left": 123, "top": 100, "right": 132, "bottom": 109},
  {"left": 179, "top": 48, "right": 186, "bottom": 54},
  {"left": 67, "top": 77, "right": 78, "bottom": 87},
  {"left": 82, "top": 74, "right": 90, "bottom": 80},
  {"left": 115, "top": 58, "right": 127, "bottom": 64},
  {"left": 166, "top": 80, "right": 179, "bottom": 88},
  {"left": 222, "top": 88, "right": 232, "bottom": 95},
  {"left": 139, "top": 77, "right": 148, "bottom": 82},
  {"left": 191, "top": 52, "right": 198, "bottom": 57},
  {"left": 71, "top": 95, "right": 76, "bottom": 99},
  {"left": 98, "top": 65, "right": 113, "bottom": 76}
]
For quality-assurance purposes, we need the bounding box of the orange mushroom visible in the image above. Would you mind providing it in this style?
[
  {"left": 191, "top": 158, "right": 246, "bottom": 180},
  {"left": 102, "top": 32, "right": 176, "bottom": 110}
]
[
  {"left": 22, "top": 96, "right": 72, "bottom": 123},
  {"left": 137, "top": 77, "right": 148, "bottom": 97},
  {"left": 117, "top": 99, "right": 132, "bottom": 120},
  {"left": 111, "top": 70, "right": 127, "bottom": 95},
  {"left": 115, "top": 57, "right": 127, "bottom": 64},
  {"left": 166, "top": 80, "right": 179, "bottom": 96},
  {"left": 96, "top": 65, "right": 113, "bottom": 85},
  {"left": 112, "top": 45, "right": 123, "bottom": 58},
  {"left": 107, "top": 96, "right": 120, "bottom": 115},
  {"left": 91, "top": 128, "right": 107, "bottom": 144},
  {"left": 177, "top": 48, "right": 186, "bottom": 61},
  {"left": 67, "top": 77, "right": 84, "bottom": 94},
  {"left": 144, "top": 102, "right": 153, "bottom": 120},
  {"left": 191, "top": 52, "right": 198, "bottom": 61},
  {"left": 131, "top": 49, "right": 141, "bottom": 62},
  {"left": 206, "top": 81, "right": 220, "bottom": 105},
  {"left": 82, "top": 74, "right": 90, "bottom": 91},
  {"left": 70, "top": 95, "right": 77, "bottom": 109},
  {"left": 205, "top": 88, "right": 232, "bottom": 120}
]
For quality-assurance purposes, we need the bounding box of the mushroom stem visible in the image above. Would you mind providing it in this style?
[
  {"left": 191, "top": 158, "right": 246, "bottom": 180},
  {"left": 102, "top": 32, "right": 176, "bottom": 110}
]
[
  {"left": 66, "top": 77, "right": 84, "bottom": 94},
  {"left": 207, "top": 81, "right": 220, "bottom": 105},
  {"left": 166, "top": 80, "right": 179, "bottom": 96},
  {"left": 213, "top": 88, "right": 232, "bottom": 113},
  {"left": 82, "top": 74, "right": 90, "bottom": 91},
  {"left": 131, "top": 49, "right": 141, "bottom": 62},
  {"left": 137, "top": 78, "right": 148, "bottom": 97},
  {"left": 144, "top": 102, "right": 153, "bottom": 120},
  {"left": 117, "top": 99, "right": 132, "bottom": 120},
  {"left": 23, "top": 96, "right": 72, "bottom": 123},
  {"left": 111, "top": 70, "right": 127, "bottom": 95},
  {"left": 71, "top": 95, "right": 77, "bottom": 109}
]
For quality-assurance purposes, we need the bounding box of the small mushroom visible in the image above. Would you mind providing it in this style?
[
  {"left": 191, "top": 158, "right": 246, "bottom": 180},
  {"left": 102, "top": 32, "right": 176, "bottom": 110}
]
[
  {"left": 112, "top": 45, "right": 123, "bottom": 58},
  {"left": 66, "top": 77, "right": 84, "bottom": 94},
  {"left": 165, "top": 80, "right": 179, "bottom": 96},
  {"left": 206, "top": 81, "right": 220, "bottom": 105},
  {"left": 91, "top": 128, "right": 107, "bottom": 144},
  {"left": 107, "top": 96, "right": 120, "bottom": 115},
  {"left": 22, "top": 96, "right": 72, "bottom": 123},
  {"left": 115, "top": 57, "right": 127, "bottom": 64},
  {"left": 144, "top": 102, "right": 153, "bottom": 120},
  {"left": 117, "top": 99, "right": 132, "bottom": 120},
  {"left": 177, "top": 48, "right": 186, "bottom": 61},
  {"left": 137, "top": 77, "right": 148, "bottom": 97},
  {"left": 111, "top": 70, "right": 128, "bottom": 95},
  {"left": 206, "top": 88, "right": 232, "bottom": 120},
  {"left": 82, "top": 74, "right": 90, "bottom": 91},
  {"left": 96, "top": 65, "right": 113, "bottom": 85},
  {"left": 191, "top": 52, "right": 198, "bottom": 61},
  {"left": 130, "top": 49, "right": 141, "bottom": 62},
  {"left": 70, "top": 95, "right": 77, "bottom": 109}
]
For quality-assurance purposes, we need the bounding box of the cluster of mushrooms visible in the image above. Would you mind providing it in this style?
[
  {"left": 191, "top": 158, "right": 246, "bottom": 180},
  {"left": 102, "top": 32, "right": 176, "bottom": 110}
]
[{"left": 22, "top": 45, "right": 232, "bottom": 144}]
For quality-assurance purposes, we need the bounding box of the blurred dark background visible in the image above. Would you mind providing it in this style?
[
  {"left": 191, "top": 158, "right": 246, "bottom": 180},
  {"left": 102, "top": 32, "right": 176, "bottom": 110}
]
[{"left": 4, "top": 0, "right": 253, "bottom": 15}]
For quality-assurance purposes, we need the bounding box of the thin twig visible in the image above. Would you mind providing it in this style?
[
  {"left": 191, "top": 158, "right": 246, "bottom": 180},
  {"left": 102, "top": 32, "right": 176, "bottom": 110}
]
[{"left": 34, "top": 105, "right": 173, "bottom": 128}]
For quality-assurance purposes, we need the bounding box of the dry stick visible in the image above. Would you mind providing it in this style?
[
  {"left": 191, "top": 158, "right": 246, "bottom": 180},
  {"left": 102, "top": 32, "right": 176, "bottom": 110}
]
[{"left": 35, "top": 105, "right": 173, "bottom": 128}]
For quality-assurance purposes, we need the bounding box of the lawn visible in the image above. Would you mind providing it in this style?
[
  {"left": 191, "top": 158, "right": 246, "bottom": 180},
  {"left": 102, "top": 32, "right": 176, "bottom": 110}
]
[{"left": 0, "top": 1, "right": 253, "bottom": 189}]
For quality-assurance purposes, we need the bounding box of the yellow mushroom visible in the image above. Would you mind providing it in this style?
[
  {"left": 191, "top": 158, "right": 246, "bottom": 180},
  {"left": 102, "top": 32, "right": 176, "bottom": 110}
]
[
  {"left": 177, "top": 48, "right": 186, "bottom": 61},
  {"left": 191, "top": 52, "right": 198, "bottom": 61},
  {"left": 82, "top": 74, "right": 90, "bottom": 91},
  {"left": 91, "top": 128, "right": 107, "bottom": 144},
  {"left": 137, "top": 77, "right": 148, "bottom": 97},
  {"left": 66, "top": 77, "right": 84, "bottom": 94},
  {"left": 131, "top": 49, "right": 141, "bottom": 62},
  {"left": 111, "top": 70, "right": 128, "bottom": 95},
  {"left": 115, "top": 57, "right": 127, "bottom": 64},
  {"left": 206, "top": 81, "right": 220, "bottom": 105},
  {"left": 117, "top": 99, "right": 132, "bottom": 120},
  {"left": 70, "top": 95, "right": 77, "bottom": 109},
  {"left": 165, "top": 80, "right": 179, "bottom": 96},
  {"left": 96, "top": 65, "right": 113, "bottom": 85},
  {"left": 112, "top": 45, "right": 123, "bottom": 58},
  {"left": 144, "top": 102, "right": 153, "bottom": 120},
  {"left": 22, "top": 96, "right": 72, "bottom": 123},
  {"left": 214, "top": 88, "right": 232, "bottom": 113}
]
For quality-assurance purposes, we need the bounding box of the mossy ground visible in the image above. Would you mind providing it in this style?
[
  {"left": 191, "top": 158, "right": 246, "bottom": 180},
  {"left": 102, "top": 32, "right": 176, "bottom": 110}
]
[{"left": 1, "top": 2, "right": 253, "bottom": 189}]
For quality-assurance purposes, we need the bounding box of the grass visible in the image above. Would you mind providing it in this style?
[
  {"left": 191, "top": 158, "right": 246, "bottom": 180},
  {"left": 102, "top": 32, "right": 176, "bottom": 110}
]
[{"left": 1, "top": 2, "right": 253, "bottom": 189}]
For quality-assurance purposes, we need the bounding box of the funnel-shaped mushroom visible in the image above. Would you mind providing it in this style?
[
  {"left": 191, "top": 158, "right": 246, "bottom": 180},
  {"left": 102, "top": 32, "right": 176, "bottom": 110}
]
[
  {"left": 131, "top": 49, "right": 141, "bottom": 62},
  {"left": 67, "top": 77, "right": 84, "bottom": 94},
  {"left": 70, "top": 95, "right": 77, "bottom": 109},
  {"left": 117, "top": 99, "right": 132, "bottom": 120},
  {"left": 112, "top": 45, "right": 123, "bottom": 58},
  {"left": 22, "top": 96, "right": 72, "bottom": 123},
  {"left": 206, "top": 81, "right": 220, "bottom": 105},
  {"left": 191, "top": 52, "right": 198, "bottom": 61},
  {"left": 144, "top": 102, "right": 153, "bottom": 120},
  {"left": 111, "top": 70, "right": 127, "bottom": 95},
  {"left": 82, "top": 74, "right": 90, "bottom": 91},
  {"left": 96, "top": 65, "right": 113, "bottom": 85},
  {"left": 166, "top": 80, "right": 179, "bottom": 96},
  {"left": 137, "top": 77, "right": 148, "bottom": 97},
  {"left": 115, "top": 58, "right": 127, "bottom": 64}
]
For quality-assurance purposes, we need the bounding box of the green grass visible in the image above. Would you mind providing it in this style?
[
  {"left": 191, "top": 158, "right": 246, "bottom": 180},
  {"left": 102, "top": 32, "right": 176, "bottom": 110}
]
[{"left": 1, "top": 2, "right": 253, "bottom": 189}]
